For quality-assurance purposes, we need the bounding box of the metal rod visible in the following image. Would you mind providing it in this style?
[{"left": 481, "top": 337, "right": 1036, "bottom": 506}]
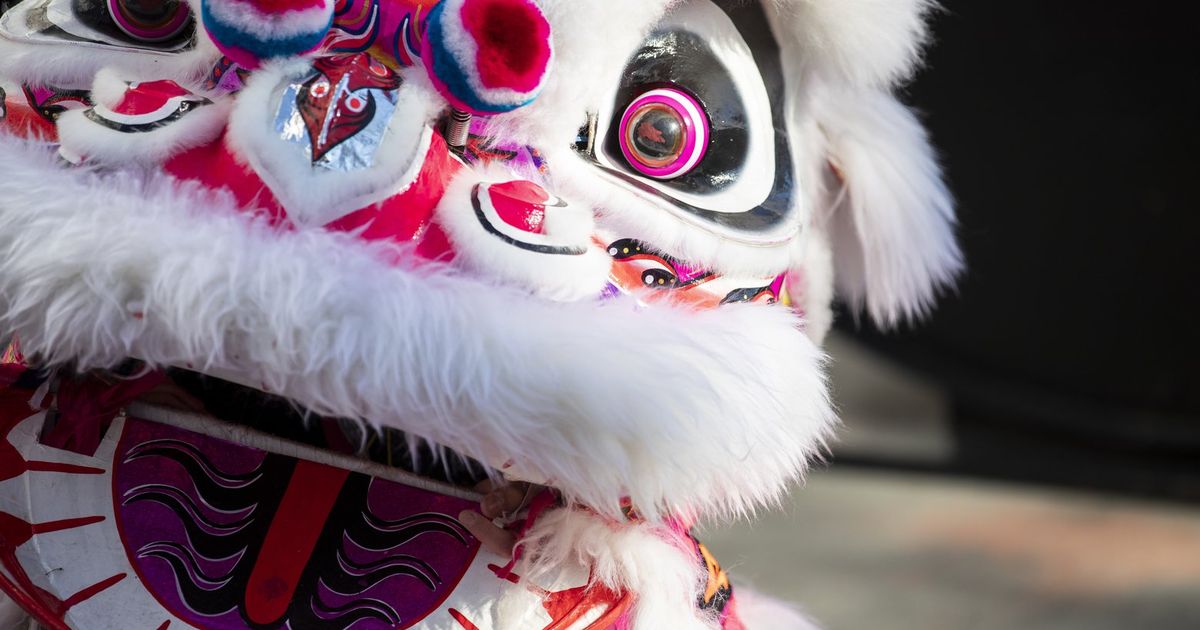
[{"left": 445, "top": 108, "right": 472, "bottom": 153}]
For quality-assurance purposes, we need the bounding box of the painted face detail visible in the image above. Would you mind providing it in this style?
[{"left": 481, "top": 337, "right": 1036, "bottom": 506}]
[
  {"left": 82, "top": 79, "right": 210, "bottom": 133},
  {"left": 105, "top": 0, "right": 191, "bottom": 43},
  {"left": 324, "top": 0, "right": 436, "bottom": 69},
  {"left": 579, "top": 0, "right": 799, "bottom": 245},
  {"left": 462, "top": 118, "right": 549, "bottom": 176},
  {"left": 114, "top": 419, "right": 479, "bottom": 628},
  {"left": 696, "top": 541, "right": 733, "bottom": 617},
  {"left": 279, "top": 53, "right": 404, "bottom": 167},
  {"left": 606, "top": 238, "right": 784, "bottom": 308},
  {"left": 471, "top": 181, "right": 587, "bottom": 255},
  {"left": 203, "top": 56, "right": 250, "bottom": 93},
  {"left": 22, "top": 84, "right": 94, "bottom": 122},
  {"left": 0, "top": 399, "right": 486, "bottom": 630},
  {"left": 1, "top": 391, "right": 668, "bottom": 629},
  {"left": 0, "top": 0, "right": 195, "bottom": 51}
]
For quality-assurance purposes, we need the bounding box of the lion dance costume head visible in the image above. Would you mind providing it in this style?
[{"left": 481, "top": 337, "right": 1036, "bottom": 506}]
[{"left": 0, "top": 0, "right": 961, "bottom": 627}]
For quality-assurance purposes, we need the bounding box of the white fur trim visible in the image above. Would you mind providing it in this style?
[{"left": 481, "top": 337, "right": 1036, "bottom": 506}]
[
  {"left": 790, "top": 226, "right": 835, "bottom": 345},
  {"left": 0, "top": 40, "right": 218, "bottom": 92},
  {"left": 227, "top": 59, "right": 440, "bottom": 227},
  {"left": 734, "top": 587, "right": 822, "bottom": 630},
  {"left": 764, "top": 0, "right": 938, "bottom": 88},
  {"left": 505, "top": 507, "right": 716, "bottom": 630},
  {"left": 203, "top": 0, "right": 334, "bottom": 41},
  {"left": 811, "top": 84, "right": 962, "bottom": 326},
  {"left": 55, "top": 72, "right": 231, "bottom": 166},
  {"left": 0, "top": 133, "right": 836, "bottom": 521},
  {"left": 88, "top": 68, "right": 133, "bottom": 110},
  {"left": 435, "top": 167, "right": 612, "bottom": 302}
]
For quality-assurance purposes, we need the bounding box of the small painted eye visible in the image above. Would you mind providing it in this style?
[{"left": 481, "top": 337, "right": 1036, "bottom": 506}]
[
  {"left": 107, "top": 0, "right": 191, "bottom": 42},
  {"left": 345, "top": 94, "right": 368, "bottom": 113},
  {"left": 618, "top": 88, "right": 709, "bottom": 180}
]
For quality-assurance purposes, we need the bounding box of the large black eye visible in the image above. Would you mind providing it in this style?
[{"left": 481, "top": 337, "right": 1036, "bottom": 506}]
[
  {"left": 602, "top": 28, "right": 748, "bottom": 196},
  {"left": 2, "top": 0, "right": 194, "bottom": 52},
  {"left": 107, "top": 0, "right": 190, "bottom": 42},
  {"left": 580, "top": 0, "right": 799, "bottom": 242},
  {"left": 24, "top": 0, "right": 201, "bottom": 49},
  {"left": 619, "top": 88, "right": 710, "bottom": 179}
]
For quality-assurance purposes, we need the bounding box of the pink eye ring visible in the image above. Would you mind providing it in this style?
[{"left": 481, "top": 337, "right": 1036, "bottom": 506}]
[
  {"left": 107, "top": 0, "right": 192, "bottom": 43},
  {"left": 618, "top": 87, "right": 709, "bottom": 180}
]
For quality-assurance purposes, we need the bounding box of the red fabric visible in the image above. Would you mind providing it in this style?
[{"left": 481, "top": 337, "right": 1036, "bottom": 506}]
[
  {"left": 167, "top": 131, "right": 460, "bottom": 259},
  {"left": 416, "top": 221, "right": 456, "bottom": 262},
  {"left": 0, "top": 99, "right": 57, "bottom": 141},
  {"left": 40, "top": 372, "right": 166, "bottom": 456},
  {"left": 487, "top": 179, "right": 549, "bottom": 234},
  {"left": 493, "top": 488, "right": 559, "bottom": 580},
  {"left": 326, "top": 132, "right": 462, "bottom": 252},
  {"left": 245, "top": 461, "right": 350, "bottom": 625},
  {"left": 0, "top": 366, "right": 26, "bottom": 390},
  {"left": 461, "top": 0, "right": 551, "bottom": 92},
  {"left": 165, "top": 134, "right": 290, "bottom": 225},
  {"left": 1, "top": 384, "right": 41, "bottom": 482},
  {"left": 108, "top": 80, "right": 191, "bottom": 114}
]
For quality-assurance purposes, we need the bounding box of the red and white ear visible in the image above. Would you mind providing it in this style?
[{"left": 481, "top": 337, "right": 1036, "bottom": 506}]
[{"left": 813, "top": 85, "right": 963, "bottom": 328}]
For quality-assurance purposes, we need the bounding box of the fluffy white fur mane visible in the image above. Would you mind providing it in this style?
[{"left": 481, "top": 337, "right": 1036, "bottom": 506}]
[
  {"left": 0, "top": 2, "right": 961, "bottom": 627},
  {"left": 769, "top": 0, "right": 963, "bottom": 326},
  {"left": 0, "top": 134, "right": 835, "bottom": 523},
  {"left": 0, "top": 0, "right": 958, "bottom": 527}
]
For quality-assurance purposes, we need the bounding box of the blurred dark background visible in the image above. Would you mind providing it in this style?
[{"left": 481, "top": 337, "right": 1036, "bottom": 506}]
[
  {"left": 837, "top": 2, "right": 1200, "bottom": 501},
  {"left": 709, "top": 9, "right": 1200, "bottom": 629}
]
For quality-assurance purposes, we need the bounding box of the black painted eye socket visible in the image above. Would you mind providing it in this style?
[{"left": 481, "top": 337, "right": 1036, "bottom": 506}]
[
  {"left": 619, "top": 87, "right": 710, "bottom": 179},
  {"left": 65, "top": 0, "right": 195, "bottom": 49},
  {"left": 109, "top": 0, "right": 190, "bottom": 42},
  {"left": 601, "top": 29, "right": 748, "bottom": 196},
  {"left": 578, "top": 0, "right": 800, "bottom": 242}
]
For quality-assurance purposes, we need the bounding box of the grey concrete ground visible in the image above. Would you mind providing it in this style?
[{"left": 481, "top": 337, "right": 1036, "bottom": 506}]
[{"left": 705, "top": 336, "right": 1200, "bottom": 630}]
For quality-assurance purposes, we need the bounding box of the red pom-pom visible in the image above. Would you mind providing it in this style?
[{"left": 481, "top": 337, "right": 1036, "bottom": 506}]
[
  {"left": 422, "top": 0, "right": 553, "bottom": 114},
  {"left": 462, "top": 0, "right": 551, "bottom": 93}
]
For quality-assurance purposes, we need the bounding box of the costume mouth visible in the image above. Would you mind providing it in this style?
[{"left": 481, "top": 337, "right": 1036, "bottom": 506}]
[
  {"left": 1, "top": 361, "right": 497, "bottom": 630},
  {"left": 157, "top": 368, "right": 495, "bottom": 490}
]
